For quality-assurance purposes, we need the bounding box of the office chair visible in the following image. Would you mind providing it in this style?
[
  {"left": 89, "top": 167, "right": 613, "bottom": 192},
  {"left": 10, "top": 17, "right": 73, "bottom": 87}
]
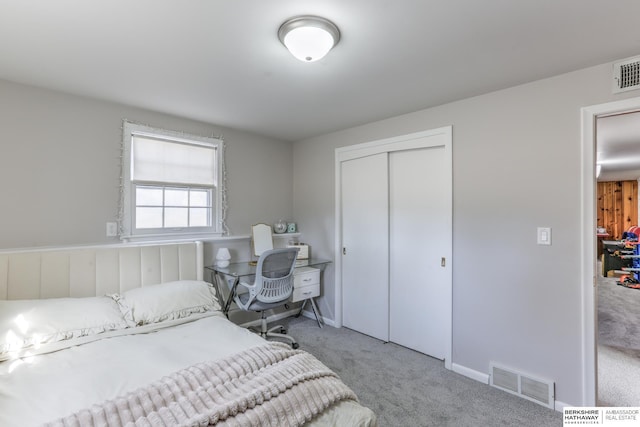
[{"left": 234, "top": 247, "right": 300, "bottom": 348}]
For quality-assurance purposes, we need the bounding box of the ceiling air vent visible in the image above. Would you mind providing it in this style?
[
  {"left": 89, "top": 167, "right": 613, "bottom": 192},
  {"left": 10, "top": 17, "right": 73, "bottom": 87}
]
[{"left": 613, "top": 56, "right": 640, "bottom": 93}]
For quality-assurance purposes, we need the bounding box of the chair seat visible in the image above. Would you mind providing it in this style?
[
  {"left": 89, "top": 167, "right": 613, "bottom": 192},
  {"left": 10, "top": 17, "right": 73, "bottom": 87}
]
[{"left": 237, "top": 292, "right": 288, "bottom": 311}]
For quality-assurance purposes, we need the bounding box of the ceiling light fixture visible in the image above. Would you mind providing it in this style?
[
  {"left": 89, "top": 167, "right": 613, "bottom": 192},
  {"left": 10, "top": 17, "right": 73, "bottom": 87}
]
[{"left": 278, "top": 16, "right": 340, "bottom": 62}]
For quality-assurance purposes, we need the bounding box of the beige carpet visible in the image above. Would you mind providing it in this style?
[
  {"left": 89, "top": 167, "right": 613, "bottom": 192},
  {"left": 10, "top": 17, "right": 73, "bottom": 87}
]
[
  {"left": 597, "top": 272, "right": 640, "bottom": 406},
  {"left": 282, "top": 317, "right": 562, "bottom": 426}
]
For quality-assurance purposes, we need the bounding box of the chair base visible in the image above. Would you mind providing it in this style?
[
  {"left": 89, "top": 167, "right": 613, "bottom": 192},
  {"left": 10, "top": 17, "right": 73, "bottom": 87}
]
[{"left": 253, "top": 311, "right": 298, "bottom": 349}]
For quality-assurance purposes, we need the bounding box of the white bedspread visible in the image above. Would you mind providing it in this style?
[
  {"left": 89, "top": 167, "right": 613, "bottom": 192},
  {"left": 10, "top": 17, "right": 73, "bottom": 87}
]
[{"left": 0, "top": 314, "right": 376, "bottom": 427}]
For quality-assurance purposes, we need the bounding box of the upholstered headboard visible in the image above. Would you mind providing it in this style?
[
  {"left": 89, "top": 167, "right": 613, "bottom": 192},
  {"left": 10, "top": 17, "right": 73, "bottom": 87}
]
[{"left": 0, "top": 241, "right": 203, "bottom": 300}]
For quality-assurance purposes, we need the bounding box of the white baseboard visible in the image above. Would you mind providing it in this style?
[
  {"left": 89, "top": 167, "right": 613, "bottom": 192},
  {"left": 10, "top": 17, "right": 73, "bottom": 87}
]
[
  {"left": 554, "top": 400, "right": 571, "bottom": 413},
  {"left": 300, "top": 309, "right": 336, "bottom": 327},
  {"left": 452, "top": 363, "right": 490, "bottom": 384}
]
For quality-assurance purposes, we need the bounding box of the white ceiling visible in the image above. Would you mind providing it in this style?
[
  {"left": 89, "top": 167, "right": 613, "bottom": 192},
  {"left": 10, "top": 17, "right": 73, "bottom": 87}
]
[{"left": 1, "top": 1, "right": 640, "bottom": 142}]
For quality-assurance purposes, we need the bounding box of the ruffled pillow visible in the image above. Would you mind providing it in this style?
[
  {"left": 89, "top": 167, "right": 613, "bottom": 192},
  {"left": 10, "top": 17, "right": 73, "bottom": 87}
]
[
  {"left": 0, "top": 296, "right": 128, "bottom": 357},
  {"left": 112, "top": 280, "right": 221, "bottom": 326}
]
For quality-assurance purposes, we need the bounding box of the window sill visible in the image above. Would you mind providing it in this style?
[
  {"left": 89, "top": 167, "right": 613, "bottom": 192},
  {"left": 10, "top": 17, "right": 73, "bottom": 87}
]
[{"left": 120, "top": 232, "right": 301, "bottom": 244}]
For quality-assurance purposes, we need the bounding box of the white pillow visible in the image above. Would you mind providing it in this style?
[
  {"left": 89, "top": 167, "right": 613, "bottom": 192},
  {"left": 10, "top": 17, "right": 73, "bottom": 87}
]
[
  {"left": 112, "top": 280, "right": 221, "bottom": 326},
  {"left": 0, "top": 296, "right": 129, "bottom": 357}
]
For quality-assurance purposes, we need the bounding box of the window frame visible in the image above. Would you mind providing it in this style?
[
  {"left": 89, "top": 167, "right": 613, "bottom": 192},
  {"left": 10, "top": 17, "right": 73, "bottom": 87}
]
[
  {"left": 120, "top": 121, "right": 225, "bottom": 241},
  {"left": 133, "top": 184, "right": 213, "bottom": 230}
]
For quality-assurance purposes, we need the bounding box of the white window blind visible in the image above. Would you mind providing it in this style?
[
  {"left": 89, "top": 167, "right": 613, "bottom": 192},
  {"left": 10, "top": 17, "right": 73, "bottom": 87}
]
[{"left": 132, "top": 135, "right": 217, "bottom": 186}]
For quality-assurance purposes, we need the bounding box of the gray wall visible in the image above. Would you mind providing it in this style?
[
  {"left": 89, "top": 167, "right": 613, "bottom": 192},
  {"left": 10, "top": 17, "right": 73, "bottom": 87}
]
[
  {"left": 3, "top": 57, "right": 639, "bottom": 407},
  {"left": 0, "top": 79, "right": 293, "bottom": 250},
  {"left": 292, "top": 61, "right": 640, "bottom": 406}
]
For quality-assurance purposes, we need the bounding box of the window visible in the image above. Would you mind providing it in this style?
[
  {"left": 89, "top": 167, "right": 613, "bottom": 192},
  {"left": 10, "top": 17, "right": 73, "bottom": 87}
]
[{"left": 120, "top": 122, "right": 225, "bottom": 240}]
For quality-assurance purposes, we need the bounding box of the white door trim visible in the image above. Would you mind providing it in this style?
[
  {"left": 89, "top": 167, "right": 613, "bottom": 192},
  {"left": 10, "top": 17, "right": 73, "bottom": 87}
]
[
  {"left": 580, "top": 96, "right": 640, "bottom": 406},
  {"left": 334, "top": 126, "right": 453, "bottom": 369}
]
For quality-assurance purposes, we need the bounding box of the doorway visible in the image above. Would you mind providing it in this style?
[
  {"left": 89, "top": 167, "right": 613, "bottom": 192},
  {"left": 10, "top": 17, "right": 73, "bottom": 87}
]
[
  {"left": 581, "top": 97, "right": 640, "bottom": 406},
  {"left": 595, "top": 111, "right": 640, "bottom": 406}
]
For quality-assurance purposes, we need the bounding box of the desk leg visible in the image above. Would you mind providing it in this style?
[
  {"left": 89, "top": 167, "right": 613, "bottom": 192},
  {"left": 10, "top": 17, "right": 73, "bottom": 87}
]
[
  {"left": 309, "top": 298, "right": 323, "bottom": 329},
  {"left": 222, "top": 276, "right": 239, "bottom": 319},
  {"left": 295, "top": 298, "right": 323, "bottom": 328},
  {"left": 295, "top": 299, "right": 308, "bottom": 318},
  {"left": 210, "top": 271, "right": 228, "bottom": 317}
]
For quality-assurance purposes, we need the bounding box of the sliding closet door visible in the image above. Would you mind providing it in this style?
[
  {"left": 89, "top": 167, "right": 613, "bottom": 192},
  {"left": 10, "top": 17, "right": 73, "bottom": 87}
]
[
  {"left": 341, "top": 153, "right": 389, "bottom": 341},
  {"left": 389, "top": 145, "right": 449, "bottom": 359},
  {"left": 336, "top": 127, "right": 452, "bottom": 366}
]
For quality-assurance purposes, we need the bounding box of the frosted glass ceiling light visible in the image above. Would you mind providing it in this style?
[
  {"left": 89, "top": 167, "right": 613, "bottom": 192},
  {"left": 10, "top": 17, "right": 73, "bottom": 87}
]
[{"left": 278, "top": 16, "right": 340, "bottom": 62}]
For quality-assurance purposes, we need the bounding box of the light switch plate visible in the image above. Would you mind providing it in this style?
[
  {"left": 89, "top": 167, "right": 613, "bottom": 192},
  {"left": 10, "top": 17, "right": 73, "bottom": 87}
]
[
  {"left": 106, "top": 222, "right": 118, "bottom": 237},
  {"left": 537, "top": 227, "right": 551, "bottom": 245}
]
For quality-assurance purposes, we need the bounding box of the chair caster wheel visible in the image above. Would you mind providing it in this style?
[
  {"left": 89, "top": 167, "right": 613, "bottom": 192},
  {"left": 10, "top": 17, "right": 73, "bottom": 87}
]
[{"left": 292, "top": 343, "right": 299, "bottom": 349}]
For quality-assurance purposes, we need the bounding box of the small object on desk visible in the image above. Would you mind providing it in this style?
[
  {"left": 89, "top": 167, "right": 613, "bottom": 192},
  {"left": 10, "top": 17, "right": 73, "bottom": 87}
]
[
  {"left": 287, "top": 243, "right": 309, "bottom": 259},
  {"left": 287, "top": 222, "right": 297, "bottom": 233},
  {"left": 215, "top": 248, "right": 231, "bottom": 268},
  {"left": 251, "top": 223, "right": 274, "bottom": 256},
  {"left": 273, "top": 220, "right": 287, "bottom": 234}
]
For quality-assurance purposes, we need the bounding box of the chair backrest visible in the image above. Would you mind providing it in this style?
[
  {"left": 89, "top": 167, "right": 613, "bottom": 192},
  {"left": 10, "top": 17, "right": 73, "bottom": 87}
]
[{"left": 254, "top": 248, "right": 299, "bottom": 304}]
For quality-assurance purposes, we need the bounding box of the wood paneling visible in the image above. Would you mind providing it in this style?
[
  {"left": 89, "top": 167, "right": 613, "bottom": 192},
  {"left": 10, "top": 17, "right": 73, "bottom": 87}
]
[{"left": 597, "top": 180, "right": 638, "bottom": 239}]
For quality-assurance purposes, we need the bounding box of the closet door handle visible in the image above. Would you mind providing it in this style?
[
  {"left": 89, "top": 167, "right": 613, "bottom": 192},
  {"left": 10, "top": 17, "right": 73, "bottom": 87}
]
[{"left": 343, "top": 247, "right": 347, "bottom": 255}]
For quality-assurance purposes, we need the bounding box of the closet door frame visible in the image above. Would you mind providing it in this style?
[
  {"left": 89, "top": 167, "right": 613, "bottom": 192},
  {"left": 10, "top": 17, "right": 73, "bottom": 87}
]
[{"left": 334, "top": 126, "right": 453, "bottom": 370}]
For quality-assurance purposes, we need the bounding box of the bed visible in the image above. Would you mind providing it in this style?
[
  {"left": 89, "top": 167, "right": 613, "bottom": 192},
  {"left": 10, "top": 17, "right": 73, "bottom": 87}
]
[{"left": 0, "top": 241, "right": 376, "bottom": 426}]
